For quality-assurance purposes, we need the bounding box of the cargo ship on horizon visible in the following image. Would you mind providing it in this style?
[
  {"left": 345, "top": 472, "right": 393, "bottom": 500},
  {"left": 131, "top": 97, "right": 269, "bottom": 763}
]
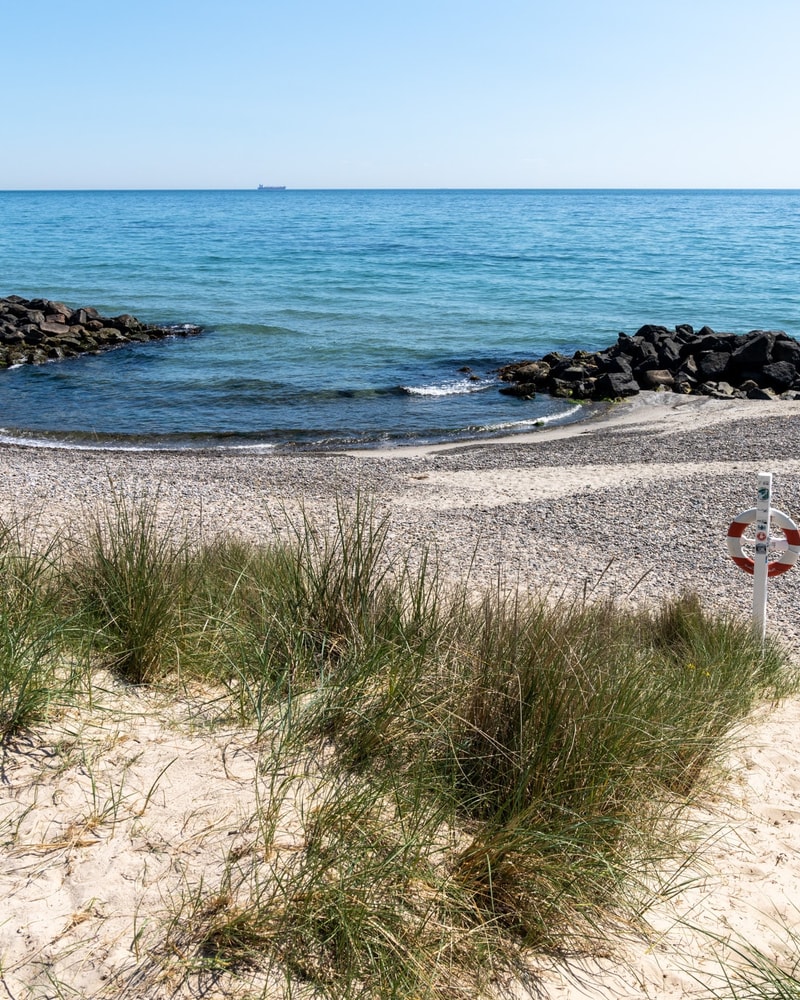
[{"left": 257, "top": 184, "right": 286, "bottom": 191}]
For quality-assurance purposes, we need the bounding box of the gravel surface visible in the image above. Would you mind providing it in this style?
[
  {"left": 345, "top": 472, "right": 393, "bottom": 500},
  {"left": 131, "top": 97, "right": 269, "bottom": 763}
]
[{"left": 2, "top": 397, "right": 799, "bottom": 652}]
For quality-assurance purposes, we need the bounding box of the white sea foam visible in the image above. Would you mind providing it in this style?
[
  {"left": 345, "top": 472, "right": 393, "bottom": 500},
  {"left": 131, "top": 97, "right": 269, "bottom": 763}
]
[
  {"left": 216, "top": 443, "right": 279, "bottom": 452},
  {"left": 0, "top": 429, "right": 278, "bottom": 453},
  {"left": 0, "top": 432, "right": 151, "bottom": 451},
  {"left": 473, "top": 407, "right": 580, "bottom": 433},
  {"left": 401, "top": 378, "right": 489, "bottom": 397}
]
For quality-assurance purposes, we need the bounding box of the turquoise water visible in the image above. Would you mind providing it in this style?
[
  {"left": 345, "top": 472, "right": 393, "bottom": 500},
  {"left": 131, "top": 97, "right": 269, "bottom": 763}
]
[{"left": 0, "top": 189, "right": 798, "bottom": 449}]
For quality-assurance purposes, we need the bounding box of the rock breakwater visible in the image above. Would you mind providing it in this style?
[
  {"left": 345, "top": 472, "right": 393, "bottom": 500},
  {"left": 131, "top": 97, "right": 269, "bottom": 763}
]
[
  {"left": 498, "top": 324, "right": 800, "bottom": 402},
  {"left": 0, "top": 295, "right": 201, "bottom": 368}
]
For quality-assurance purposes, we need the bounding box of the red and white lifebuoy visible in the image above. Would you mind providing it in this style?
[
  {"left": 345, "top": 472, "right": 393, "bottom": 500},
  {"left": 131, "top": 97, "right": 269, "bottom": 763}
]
[{"left": 727, "top": 507, "right": 800, "bottom": 577}]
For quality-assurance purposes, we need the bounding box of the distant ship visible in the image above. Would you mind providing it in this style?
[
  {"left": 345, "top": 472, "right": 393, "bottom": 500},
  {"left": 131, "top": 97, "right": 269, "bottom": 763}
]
[{"left": 257, "top": 184, "right": 286, "bottom": 191}]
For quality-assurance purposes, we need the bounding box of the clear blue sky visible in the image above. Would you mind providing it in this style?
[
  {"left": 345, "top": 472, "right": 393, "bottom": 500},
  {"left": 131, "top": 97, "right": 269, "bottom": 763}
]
[{"left": 4, "top": 0, "right": 799, "bottom": 189}]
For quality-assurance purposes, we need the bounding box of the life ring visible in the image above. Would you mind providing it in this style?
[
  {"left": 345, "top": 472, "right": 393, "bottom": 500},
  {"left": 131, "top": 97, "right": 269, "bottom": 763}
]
[{"left": 727, "top": 507, "right": 800, "bottom": 577}]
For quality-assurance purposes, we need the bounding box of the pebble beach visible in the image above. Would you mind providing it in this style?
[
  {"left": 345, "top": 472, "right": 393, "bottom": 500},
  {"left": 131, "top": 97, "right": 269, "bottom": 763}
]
[{"left": 3, "top": 391, "right": 800, "bottom": 641}]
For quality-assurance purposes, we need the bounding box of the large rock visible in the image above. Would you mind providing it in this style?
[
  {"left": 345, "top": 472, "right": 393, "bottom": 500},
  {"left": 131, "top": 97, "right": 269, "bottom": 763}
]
[
  {"left": 593, "top": 371, "right": 639, "bottom": 398},
  {"left": 39, "top": 320, "right": 70, "bottom": 336},
  {"left": 639, "top": 368, "right": 675, "bottom": 389},
  {"left": 762, "top": 360, "right": 798, "bottom": 390},
  {"left": 729, "top": 331, "right": 776, "bottom": 374},
  {"left": 696, "top": 350, "right": 731, "bottom": 381},
  {"left": 0, "top": 295, "right": 202, "bottom": 369}
]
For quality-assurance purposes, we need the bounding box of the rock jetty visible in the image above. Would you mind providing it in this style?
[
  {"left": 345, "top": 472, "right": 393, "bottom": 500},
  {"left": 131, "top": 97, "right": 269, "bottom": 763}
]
[
  {"left": 0, "top": 295, "right": 201, "bottom": 369},
  {"left": 498, "top": 324, "right": 800, "bottom": 402}
]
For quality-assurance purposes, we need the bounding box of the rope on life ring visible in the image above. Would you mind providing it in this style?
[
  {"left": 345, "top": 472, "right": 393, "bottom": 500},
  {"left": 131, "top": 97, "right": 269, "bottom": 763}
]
[{"left": 726, "top": 507, "right": 800, "bottom": 577}]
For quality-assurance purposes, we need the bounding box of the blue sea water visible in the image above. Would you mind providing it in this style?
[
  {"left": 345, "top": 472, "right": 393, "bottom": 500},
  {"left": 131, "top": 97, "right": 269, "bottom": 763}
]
[{"left": 0, "top": 188, "right": 798, "bottom": 449}]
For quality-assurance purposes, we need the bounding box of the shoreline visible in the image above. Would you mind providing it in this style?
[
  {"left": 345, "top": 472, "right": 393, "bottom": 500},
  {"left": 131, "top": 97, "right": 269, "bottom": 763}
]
[
  {"left": 346, "top": 390, "right": 771, "bottom": 457},
  {"left": 0, "top": 389, "right": 796, "bottom": 459},
  {"left": 2, "top": 393, "right": 799, "bottom": 629},
  {"left": 0, "top": 394, "right": 592, "bottom": 455}
]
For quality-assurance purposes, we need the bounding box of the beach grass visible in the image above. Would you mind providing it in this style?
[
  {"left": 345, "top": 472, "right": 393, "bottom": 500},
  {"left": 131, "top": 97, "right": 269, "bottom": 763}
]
[
  {"left": 0, "top": 515, "right": 77, "bottom": 743},
  {"left": 67, "top": 495, "right": 198, "bottom": 685},
  {"left": 2, "top": 494, "right": 796, "bottom": 997},
  {"left": 699, "top": 915, "right": 800, "bottom": 999}
]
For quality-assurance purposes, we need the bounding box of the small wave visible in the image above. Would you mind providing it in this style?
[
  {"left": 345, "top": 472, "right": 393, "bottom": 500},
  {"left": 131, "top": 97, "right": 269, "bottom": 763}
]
[
  {"left": 0, "top": 396, "right": 587, "bottom": 453},
  {"left": 213, "top": 442, "right": 279, "bottom": 452},
  {"left": 0, "top": 427, "right": 278, "bottom": 453},
  {"left": 160, "top": 323, "right": 202, "bottom": 335},
  {"left": 470, "top": 407, "right": 582, "bottom": 434},
  {"left": 0, "top": 430, "right": 161, "bottom": 451},
  {"left": 400, "top": 378, "right": 490, "bottom": 397}
]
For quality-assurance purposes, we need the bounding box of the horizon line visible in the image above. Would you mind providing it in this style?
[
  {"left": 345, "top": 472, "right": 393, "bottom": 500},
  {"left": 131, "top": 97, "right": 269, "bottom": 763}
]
[{"left": 2, "top": 185, "right": 800, "bottom": 194}]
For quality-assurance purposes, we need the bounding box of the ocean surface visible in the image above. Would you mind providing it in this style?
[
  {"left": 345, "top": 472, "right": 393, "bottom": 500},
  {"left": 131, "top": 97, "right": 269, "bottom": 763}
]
[{"left": 0, "top": 188, "right": 798, "bottom": 450}]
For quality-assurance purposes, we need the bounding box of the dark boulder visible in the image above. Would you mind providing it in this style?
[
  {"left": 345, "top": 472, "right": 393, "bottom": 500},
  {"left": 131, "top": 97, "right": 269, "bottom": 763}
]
[
  {"left": 499, "top": 382, "right": 537, "bottom": 399},
  {"left": 761, "top": 360, "right": 797, "bottom": 391},
  {"left": 606, "top": 355, "right": 633, "bottom": 375},
  {"left": 773, "top": 337, "right": 800, "bottom": 366},
  {"left": 639, "top": 368, "right": 675, "bottom": 389},
  {"left": 747, "top": 386, "right": 778, "bottom": 400},
  {"left": 594, "top": 371, "right": 639, "bottom": 398},
  {"left": 112, "top": 313, "right": 143, "bottom": 331},
  {"left": 552, "top": 364, "right": 590, "bottom": 383},
  {"left": 656, "top": 337, "right": 682, "bottom": 366},
  {"left": 696, "top": 350, "right": 732, "bottom": 381},
  {"left": 39, "top": 320, "right": 71, "bottom": 336},
  {"left": 634, "top": 324, "right": 671, "bottom": 343},
  {"left": 729, "top": 331, "right": 776, "bottom": 373},
  {"left": 630, "top": 339, "right": 660, "bottom": 368}
]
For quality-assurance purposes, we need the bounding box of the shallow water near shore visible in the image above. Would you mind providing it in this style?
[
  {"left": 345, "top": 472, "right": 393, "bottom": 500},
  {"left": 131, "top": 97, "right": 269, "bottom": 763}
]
[{"left": 1, "top": 188, "right": 798, "bottom": 449}]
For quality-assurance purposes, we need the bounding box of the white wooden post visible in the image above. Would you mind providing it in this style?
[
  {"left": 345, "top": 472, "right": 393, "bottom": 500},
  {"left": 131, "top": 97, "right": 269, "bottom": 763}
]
[
  {"left": 752, "top": 471, "right": 772, "bottom": 641},
  {"left": 728, "top": 474, "right": 800, "bottom": 638}
]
